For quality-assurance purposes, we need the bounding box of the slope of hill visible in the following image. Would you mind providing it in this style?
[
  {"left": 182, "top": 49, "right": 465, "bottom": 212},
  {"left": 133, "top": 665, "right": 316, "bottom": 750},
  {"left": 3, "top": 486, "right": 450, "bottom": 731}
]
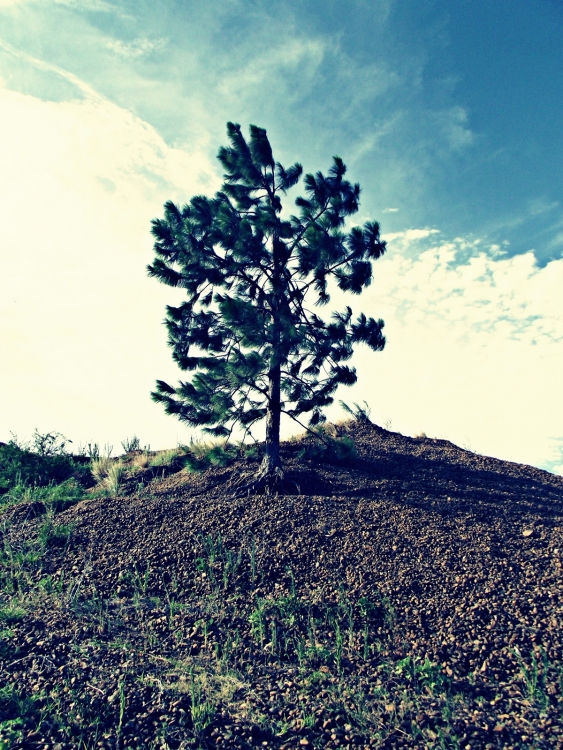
[{"left": 1, "top": 421, "right": 562, "bottom": 749}]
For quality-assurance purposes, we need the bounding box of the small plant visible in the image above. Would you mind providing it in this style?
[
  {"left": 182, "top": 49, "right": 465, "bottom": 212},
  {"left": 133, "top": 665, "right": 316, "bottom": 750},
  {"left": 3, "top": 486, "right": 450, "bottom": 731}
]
[
  {"left": 121, "top": 435, "right": 141, "bottom": 453},
  {"left": 182, "top": 439, "right": 237, "bottom": 472},
  {"left": 131, "top": 451, "right": 151, "bottom": 470},
  {"left": 299, "top": 433, "right": 357, "bottom": 465},
  {"left": 334, "top": 622, "right": 344, "bottom": 673},
  {"left": 91, "top": 456, "right": 113, "bottom": 483},
  {"left": 104, "top": 462, "right": 125, "bottom": 497},
  {"left": 340, "top": 400, "right": 372, "bottom": 422},
  {"left": 512, "top": 646, "right": 549, "bottom": 711},
  {"left": 149, "top": 448, "right": 182, "bottom": 468},
  {"left": 29, "top": 429, "right": 71, "bottom": 457},
  {"left": 116, "top": 679, "right": 126, "bottom": 743},
  {"left": 249, "top": 599, "right": 267, "bottom": 647},
  {"left": 37, "top": 508, "right": 73, "bottom": 549}
]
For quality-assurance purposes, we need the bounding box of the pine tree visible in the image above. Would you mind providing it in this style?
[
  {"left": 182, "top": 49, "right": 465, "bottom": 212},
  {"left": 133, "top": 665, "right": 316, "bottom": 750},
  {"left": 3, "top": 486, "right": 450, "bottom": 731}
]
[{"left": 148, "top": 122, "right": 386, "bottom": 491}]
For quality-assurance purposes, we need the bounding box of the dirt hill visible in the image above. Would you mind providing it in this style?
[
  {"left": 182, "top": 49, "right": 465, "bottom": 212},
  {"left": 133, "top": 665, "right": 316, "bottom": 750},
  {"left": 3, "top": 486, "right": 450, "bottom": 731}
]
[{"left": 2, "top": 421, "right": 562, "bottom": 749}]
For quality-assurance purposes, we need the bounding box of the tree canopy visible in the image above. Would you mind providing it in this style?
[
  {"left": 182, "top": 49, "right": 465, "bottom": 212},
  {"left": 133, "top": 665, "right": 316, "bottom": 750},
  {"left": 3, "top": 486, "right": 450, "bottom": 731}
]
[{"left": 148, "top": 122, "right": 386, "bottom": 491}]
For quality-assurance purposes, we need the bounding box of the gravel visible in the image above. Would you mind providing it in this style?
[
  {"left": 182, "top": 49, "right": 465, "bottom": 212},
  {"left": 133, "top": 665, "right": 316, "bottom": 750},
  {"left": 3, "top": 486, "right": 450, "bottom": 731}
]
[{"left": 1, "top": 421, "right": 562, "bottom": 749}]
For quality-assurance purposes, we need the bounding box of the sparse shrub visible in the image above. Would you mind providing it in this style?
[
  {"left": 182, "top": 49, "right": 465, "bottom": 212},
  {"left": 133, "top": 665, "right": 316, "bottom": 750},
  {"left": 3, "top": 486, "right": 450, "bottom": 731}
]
[
  {"left": 0, "top": 440, "right": 77, "bottom": 494},
  {"left": 131, "top": 452, "right": 151, "bottom": 471},
  {"left": 149, "top": 448, "right": 182, "bottom": 468},
  {"left": 121, "top": 435, "right": 141, "bottom": 453},
  {"left": 299, "top": 434, "right": 357, "bottom": 465},
  {"left": 83, "top": 442, "right": 101, "bottom": 460},
  {"left": 340, "top": 400, "right": 372, "bottom": 422},
  {"left": 2, "top": 478, "right": 83, "bottom": 512},
  {"left": 104, "top": 462, "right": 125, "bottom": 497},
  {"left": 37, "top": 508, "right": 73, "bottom": 549},
  {"left": 240, "top": 443, "right": 261, "bottom": 460},
  {"left": 29, "top": 429, "right": 71, "bottom": 457},
  {"left": 91, "top": 456, "right": 113, "bottom": 483},
  {"left": 414, "top": 431, "right": 427, "bottom": 439},
  {"left": 182, "top": 440, "right": 237, "bottom": 472}
]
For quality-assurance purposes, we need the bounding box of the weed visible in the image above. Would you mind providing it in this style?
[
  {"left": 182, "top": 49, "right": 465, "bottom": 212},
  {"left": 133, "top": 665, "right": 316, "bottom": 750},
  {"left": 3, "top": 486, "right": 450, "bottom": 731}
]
[
  {"left": 121, "top": 435, "right": 141, "bottom": 453},
  {"left": 91, "top": 456, "right": 113, "bottom": 482},
  {"left": 249, "top": 599, "right": 267, "bottom": 647},
  {"left": 339, "top": 399, "right": 372, "bottom": 422},
  {"left": 0, "top": 602, "right": 25, "bottom": 625},
  {"left": 189, "top": 669, "right": 215, "bottom": 734},
  {"left": 116, "top": 679, "right": 126, "bottom": 742},
  {"left": 182, "top": 438, "right": 236, "bottom": 472},
  {"left": 298, "top": 434, "right": 357, "bottom": 465},
  {"left": 334, "top": 622, "right": 343, "bottom": 674},
  {"left": 131, "top": 451, "right": 151, "bottom": 470},
  {"left": 0, "top": 439, "right": 78, "bottom": 493},
  {"left": 149, "top": 448, "right": 182, "bottom": 467},
  {"left": 38, "top": 507, "right": 73, "bottom": 549},
  {"left": 512, "top": 646, "right": 550, "bottom": 711},
  {"left": 104, "top": 462, "right": 125, "bottom": 497}
]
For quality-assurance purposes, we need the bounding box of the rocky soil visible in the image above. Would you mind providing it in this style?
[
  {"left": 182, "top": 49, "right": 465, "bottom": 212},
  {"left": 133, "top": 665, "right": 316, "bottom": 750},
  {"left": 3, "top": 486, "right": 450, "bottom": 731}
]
[{"left": 1, "top": 421, "right": 562, "bottom": 749}]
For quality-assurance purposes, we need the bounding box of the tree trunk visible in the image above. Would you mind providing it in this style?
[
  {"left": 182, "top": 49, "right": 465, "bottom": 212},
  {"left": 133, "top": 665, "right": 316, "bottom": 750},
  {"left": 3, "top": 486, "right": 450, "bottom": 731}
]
[{"left": 261, "top": 362, "right": 282, "bottom": 476}]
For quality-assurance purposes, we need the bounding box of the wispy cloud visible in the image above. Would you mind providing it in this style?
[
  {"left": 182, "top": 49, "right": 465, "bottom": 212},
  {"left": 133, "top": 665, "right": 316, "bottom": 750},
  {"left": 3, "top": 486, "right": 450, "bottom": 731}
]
[
  {"left": 53, "top": 0, "right": 120, "bottom": 12},
  {"left": 106, "top": 37, "right": 167, "bottom": 58},
  {"left": 0, "top": 36, "right": 103, "bottom": 100}
]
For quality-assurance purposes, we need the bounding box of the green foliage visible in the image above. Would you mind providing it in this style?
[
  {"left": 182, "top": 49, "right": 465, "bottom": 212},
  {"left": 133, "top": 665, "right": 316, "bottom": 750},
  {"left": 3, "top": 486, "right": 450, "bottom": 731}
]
[
  {"left": 90, "top": 456, "right": 113, "bottom": 483},
  {"left": 148, "top": 448, "right": 183, "bottom": 468},
  {"left": 340, "top": 399, "right": 372, "bottom": 422},
  {"left": 1, "top": 478, "right": 84, "bottom": 512},
  {"left": 121, "top": 435, "right": 141, "bottom": 453},
  {"left": 0, "top": 441, "right": 78, "bottom": 495},
  {"left": 148, "top": 122, "right": 386, "bottom": 463},
  {"left": 182, "top": 439, "right": 237, "bottom": 472},
  {"left": 299, "top": 433, "right": 357, "bottom": 465},
  {"left": 104, "top": 463, "right": 125, "bottom": 497}
]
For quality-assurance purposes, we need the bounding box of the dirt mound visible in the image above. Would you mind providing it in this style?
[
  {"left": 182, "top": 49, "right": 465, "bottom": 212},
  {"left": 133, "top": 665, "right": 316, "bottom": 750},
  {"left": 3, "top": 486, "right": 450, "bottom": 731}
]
[{"left": 2, "top": 422, "right": 563, "bottom": 748}]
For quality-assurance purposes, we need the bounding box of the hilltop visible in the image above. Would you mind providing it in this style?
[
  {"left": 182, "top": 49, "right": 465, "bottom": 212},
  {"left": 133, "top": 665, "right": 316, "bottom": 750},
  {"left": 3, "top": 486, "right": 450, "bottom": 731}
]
[{"left": 1, "top": 421, "right": 562, "bottom": 749}]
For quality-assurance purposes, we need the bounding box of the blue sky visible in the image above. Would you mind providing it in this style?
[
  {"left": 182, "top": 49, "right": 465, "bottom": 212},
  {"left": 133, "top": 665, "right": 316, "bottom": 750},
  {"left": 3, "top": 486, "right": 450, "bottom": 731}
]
[{"left": 1, "top": 0, "right": 562, "bottom": 472}]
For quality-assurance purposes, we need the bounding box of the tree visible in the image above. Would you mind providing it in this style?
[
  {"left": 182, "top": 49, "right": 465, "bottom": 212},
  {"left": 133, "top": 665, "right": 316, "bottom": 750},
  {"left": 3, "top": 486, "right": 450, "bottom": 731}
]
[{"left": 148, "top": 122, "right": 386, "bottom": 492}]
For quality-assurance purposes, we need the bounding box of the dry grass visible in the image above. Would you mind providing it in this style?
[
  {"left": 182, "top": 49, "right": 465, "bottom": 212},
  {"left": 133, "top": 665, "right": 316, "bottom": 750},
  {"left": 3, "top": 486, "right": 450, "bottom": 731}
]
[
  {"left": 131, "top": 452, "right": 151, "bottom": 470},
  {"left": 104, "top": 462, "right": 125, "bottom": 497},
  {"left": 91, "top": 456, "right": 113, "bottom": 482}
]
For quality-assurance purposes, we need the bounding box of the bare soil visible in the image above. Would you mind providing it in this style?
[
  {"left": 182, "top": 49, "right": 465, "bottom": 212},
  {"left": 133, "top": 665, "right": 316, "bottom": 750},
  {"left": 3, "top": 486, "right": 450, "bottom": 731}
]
[{"left": 1, "top": 421, "right": 562, "bottom": 749}]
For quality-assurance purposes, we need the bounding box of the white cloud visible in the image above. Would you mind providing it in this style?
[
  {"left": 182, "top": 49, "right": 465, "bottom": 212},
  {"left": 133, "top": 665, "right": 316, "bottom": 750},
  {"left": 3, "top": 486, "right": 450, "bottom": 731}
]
[
  {"left": 53, "top": 0, "right": 120, "bottom": 12},
  {"left": 441, "top": 105, "right": 474, "bottom": 150},
  {"left": 384, "top": 228, "right": 440, "bottom": 243},
  {"left": 0, "top": 37, "right": 102, "bottom": 99},
  {"left": 0, "top": 67, "right": 220, "bottom": 451},
  {"left": 337, "top": 233, "right": 563, "bottom": 471},
  {"left": 217, "top": 37, "right": 327, "bottom": 98},
  {"left": 383, "top": 207, "right": 399, "bottom": 213},
  {"left": 106, "top": 37, "right": 168, "bottom": 58},
  {"left": 0, "top": 0, "right": 120, "bottom": 9}
]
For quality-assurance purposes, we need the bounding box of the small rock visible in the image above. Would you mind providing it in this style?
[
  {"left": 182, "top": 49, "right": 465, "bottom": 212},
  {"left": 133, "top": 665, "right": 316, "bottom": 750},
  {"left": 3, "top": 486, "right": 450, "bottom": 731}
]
[{"left": 522, "top": 529, "right": 534, "bottom": 537}]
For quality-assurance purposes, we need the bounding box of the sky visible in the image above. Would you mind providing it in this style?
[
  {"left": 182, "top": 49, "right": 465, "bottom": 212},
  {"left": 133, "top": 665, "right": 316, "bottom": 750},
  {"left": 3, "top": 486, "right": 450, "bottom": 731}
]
[{"left": 1, "top": 0, "right": 562, "bottom": 473}]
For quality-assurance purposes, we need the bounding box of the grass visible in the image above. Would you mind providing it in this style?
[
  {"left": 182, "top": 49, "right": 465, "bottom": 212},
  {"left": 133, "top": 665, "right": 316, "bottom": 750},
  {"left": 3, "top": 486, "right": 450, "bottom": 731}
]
[
  {"left": 182, "top": 439, "right": 238, "bottom": 472},
  {"left": 90, "top": 455, "right": 114, "bottom": 483}
]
